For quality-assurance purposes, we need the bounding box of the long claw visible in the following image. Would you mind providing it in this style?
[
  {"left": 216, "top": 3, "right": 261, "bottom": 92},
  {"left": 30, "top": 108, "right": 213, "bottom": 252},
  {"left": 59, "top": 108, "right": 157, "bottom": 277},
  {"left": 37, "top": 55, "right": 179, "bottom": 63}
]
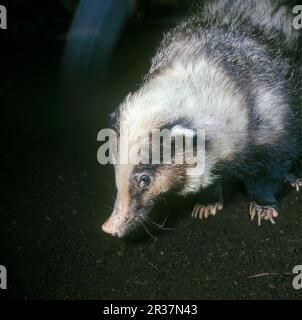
[
  {"left": 257, "top": 210, "right": 262, "bottom": 226},
  {"left": 192, "top": 205, "right": 198, "bottom": 218},
  {"left": 210, "top": 205, "right": 216, "bottom": 215},
  {"left": 250, "top": 203, "right": 256, "bottom": 221},
  {"left": 272, "top": 208, "right": 278, "bottom": 218},
  {"left": 199, "top": 206, "right": 204, "bottom": 219}
]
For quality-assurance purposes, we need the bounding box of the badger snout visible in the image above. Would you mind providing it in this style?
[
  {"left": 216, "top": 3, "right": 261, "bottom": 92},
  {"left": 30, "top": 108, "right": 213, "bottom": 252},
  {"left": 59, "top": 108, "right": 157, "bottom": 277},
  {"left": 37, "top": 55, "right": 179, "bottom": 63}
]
[
  {"left": 101, "top": 188, "right": 154, "bottom": 237},
  {"left": 101, "top": 215, "right": 130, "bottom": 238},
  {"left": 101, "top": 209, "right": 138, "bottom": 238},
  {"left": 101, "top": 207, "right": 152, "bottom": 237},
  {"left": 101, "top": 217, "right": 121, "bottom": 237}
]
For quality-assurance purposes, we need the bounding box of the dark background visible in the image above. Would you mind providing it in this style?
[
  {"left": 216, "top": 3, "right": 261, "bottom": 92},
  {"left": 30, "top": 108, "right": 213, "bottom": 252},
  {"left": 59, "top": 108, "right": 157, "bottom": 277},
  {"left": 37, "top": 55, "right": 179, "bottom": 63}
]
[{"left": 0, "top": 0, "right": 301, "bottom": 299}]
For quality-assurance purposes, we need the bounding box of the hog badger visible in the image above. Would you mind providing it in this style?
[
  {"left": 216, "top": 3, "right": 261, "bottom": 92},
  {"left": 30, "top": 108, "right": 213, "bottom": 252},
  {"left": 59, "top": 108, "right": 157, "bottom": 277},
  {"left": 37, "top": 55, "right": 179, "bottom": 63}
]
[{"left": 102, "top": 0, "right": 301, "bottom": 237}]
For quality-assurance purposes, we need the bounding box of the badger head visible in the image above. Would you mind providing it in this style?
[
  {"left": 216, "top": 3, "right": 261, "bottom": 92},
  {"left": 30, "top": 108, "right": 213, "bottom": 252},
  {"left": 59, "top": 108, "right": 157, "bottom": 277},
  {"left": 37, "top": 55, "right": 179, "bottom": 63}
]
[{"left": 100, "top": 66, "right": 220, "bottom": 237}]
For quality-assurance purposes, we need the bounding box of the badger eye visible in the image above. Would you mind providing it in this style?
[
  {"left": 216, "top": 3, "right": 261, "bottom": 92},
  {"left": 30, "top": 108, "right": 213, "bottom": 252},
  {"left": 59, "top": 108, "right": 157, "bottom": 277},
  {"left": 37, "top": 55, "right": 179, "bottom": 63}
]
[{"left": 138, "top": 175, "right": 151, "bottom": 188}]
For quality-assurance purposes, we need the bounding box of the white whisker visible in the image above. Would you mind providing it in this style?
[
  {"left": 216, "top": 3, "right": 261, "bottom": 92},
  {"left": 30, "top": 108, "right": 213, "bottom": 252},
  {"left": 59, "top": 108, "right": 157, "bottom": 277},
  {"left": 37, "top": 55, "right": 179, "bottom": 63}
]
[{"left": 142, "top": 222, "right": 157, "bottom": 240}]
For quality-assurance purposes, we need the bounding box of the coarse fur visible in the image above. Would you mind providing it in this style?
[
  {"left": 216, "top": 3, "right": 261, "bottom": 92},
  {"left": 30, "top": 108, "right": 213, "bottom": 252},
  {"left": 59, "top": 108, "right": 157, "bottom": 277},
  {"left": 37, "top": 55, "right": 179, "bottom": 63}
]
[{"left": 102, "top": 0, "right": 301, "bottom": 237}]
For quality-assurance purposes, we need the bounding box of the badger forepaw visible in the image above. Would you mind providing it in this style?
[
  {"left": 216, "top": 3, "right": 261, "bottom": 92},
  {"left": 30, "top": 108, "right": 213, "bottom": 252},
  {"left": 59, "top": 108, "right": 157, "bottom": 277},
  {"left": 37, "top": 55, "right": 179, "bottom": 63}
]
[
  {"left": 290, "top": 178, "right": 302, "bottom": 192},
  {"left": 249, "top": 202, "right": 278, "bottom": 226},
  {"left": 192, "top": 202, "right": 223, "bottom": 220}
]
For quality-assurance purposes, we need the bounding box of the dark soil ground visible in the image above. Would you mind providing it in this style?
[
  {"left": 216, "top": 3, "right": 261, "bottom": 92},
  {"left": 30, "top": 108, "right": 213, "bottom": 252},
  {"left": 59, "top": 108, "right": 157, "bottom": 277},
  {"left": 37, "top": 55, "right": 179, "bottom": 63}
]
[{"left": 1, "top": 1, "right": 301, "bottom": 300}]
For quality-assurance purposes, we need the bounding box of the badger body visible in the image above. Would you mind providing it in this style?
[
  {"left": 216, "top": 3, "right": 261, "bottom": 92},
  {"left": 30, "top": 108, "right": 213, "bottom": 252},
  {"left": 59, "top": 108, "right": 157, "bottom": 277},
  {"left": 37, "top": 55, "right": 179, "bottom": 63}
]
[{"left": 102, "top": 0, "right": 301, "bottom": 237}]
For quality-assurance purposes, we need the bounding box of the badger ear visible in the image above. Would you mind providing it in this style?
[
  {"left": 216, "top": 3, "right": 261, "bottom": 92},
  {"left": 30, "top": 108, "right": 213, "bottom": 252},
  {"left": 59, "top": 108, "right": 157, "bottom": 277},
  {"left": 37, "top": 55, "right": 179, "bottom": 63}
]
[
  {"left": 170, "top": 125, "right": 196, "bottom": 138},
  {"left": 109, "top": 111, "right": 117, "bottom": 123},
  {"left": 109, "top": 110, "right": 120, "bottom": 130}
]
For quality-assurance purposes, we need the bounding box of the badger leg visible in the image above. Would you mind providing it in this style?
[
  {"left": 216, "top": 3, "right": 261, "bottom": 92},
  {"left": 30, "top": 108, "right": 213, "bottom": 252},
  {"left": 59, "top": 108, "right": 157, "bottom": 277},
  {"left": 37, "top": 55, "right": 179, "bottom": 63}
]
[
  {"left": 245, "top": 178, "right": 281, "bottom": 226},
  {"left": 192, "top": 181, "right": 223, "bottom": 220}
]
